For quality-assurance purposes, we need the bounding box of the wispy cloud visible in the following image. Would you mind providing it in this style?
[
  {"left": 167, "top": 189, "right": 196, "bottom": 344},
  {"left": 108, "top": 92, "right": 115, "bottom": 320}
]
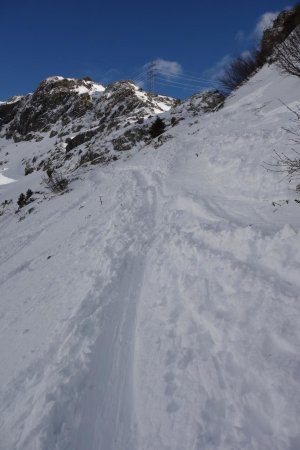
[
  {"left": 202, "top": 55, "right": 232, "bottom": 81},
  {"left": 236, "top": 10, "right": 279, "bottom": 44},
  {"left": 254, "top": 11, "right": 279, "bottom": 38},
  {"left": 144, "top": 58, "right": 183, "bottom": 78},
  {"left": 236, "top": 30, "right": 246, "bottom": 44},
  {"left": 201, "top": 9, "right": 286, "bottom": 84}
]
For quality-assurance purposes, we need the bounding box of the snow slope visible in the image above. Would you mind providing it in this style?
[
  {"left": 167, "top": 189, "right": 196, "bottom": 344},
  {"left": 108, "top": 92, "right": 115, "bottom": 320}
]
[{"left": 1, "top": 65, "right": 300, "bottom": 450}]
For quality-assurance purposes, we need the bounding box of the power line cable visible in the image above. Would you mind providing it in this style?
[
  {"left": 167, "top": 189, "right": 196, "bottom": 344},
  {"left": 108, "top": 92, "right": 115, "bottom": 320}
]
[
  {"left": 155, "top": 76, "right": 213, "bottom": 90},
  {"left": 157, "top": 70, "right": 222, "bottom": 85},
  {"left": 156, "top": 76, "right": 209, "bottom": 86},
  {"left": 156, "top": 82, "right": 201, "bottom": 92},
  {"left": 155, "top": 79, "right": 207, "bottom": 91},
  {"left": 130, "top": 65, "right": 223, "bottom": 95},
  {"left": 171, "top": 69, "right": 222, "bottom": 84},
  {"left": 134, "top": 77, "right": 147, "bottom": 84},
  {"left": 133, "top": 70, "right": 148, "bottom": 79}
]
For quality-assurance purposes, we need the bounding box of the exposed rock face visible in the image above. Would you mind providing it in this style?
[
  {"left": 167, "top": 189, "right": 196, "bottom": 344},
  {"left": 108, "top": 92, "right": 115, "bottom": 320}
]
[
  {"left": 5, "top": 77, "right": 97, "bottom": 139},
  {"left": 65, "top": 127, "right": 101, "bottom": 152},
  {"left": 0, "top": 77, "right": 175, "bottom": 142},
  {"left": 259, "top": 5, "right": 300, "bottom": 62},
  {"left": 169, "top": 90, "right": 224, "bottom": 119},
  {"left": 94, "top": 80, "right": 176, "bottom": 136},
  {"left": 112, "top": 128, "right": 147, "bottom": 151},
  {"left": 0, "top": 97, "right": 23, "bottom": 128},
  {"left": 184, "top": 90, "right": 224, "bottom": 115}
]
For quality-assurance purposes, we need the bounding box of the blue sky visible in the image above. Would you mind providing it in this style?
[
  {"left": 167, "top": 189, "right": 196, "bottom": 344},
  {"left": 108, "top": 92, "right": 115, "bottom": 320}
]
[{"left": 0, "top": 0, "right": 293, "bottom": 100}]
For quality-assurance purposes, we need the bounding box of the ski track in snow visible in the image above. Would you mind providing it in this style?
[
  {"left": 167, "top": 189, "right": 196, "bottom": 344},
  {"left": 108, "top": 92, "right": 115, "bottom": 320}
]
[{"left": 1, "top": 66, "right": 300, "bottom": 449}]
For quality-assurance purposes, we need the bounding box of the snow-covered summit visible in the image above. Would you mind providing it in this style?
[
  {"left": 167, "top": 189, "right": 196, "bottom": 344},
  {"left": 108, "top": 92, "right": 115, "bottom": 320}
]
[
  {"left": 0, "top": 76, "right": 175, "bottom": 141},
  {"left": 0, "top": 76, "right": 180, "bottom": 176}
]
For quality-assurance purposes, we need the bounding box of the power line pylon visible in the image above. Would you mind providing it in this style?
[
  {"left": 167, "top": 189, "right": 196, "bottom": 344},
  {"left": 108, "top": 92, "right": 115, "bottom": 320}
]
[{"left": 147, "top": 61, "right": 156, "bottom": 95}]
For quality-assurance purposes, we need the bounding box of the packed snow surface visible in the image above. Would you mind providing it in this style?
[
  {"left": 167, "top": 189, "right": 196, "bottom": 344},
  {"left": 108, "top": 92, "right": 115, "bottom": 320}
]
[
  {"left": 1, "top": 66, "right": 300, "bottom": 450},
  {"left": 0, "top": 169, "right": 15, "bottom": 185}
]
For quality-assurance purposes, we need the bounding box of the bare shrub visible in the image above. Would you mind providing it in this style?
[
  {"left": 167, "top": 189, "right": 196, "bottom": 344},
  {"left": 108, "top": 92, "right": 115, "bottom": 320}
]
[
  {"left": 265, "top": 149, "right": 300, "bottom": 184},
  {"left": 42, "top": 170, "right": 69, "bottom": 193},
  {"left": 220, "top": 4, "right": 300, "bottom": 93},
  {"left": 263, "top": 103, "right": 300, "bottom": 192},
  {"left": 219, "top": 53, "right": 258, "bottom": 93},
  {"left": 275, "top": 26, "right": 300, "bottom": 77}
]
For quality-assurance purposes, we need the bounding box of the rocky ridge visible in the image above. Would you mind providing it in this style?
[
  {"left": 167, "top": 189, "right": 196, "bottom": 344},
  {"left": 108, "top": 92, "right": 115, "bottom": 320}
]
[
  {"left": 0, "top": 76, "right": 224, "bottom": 177},
  {"left": 259, "top": 4, "right": 300, "bottom": 63}
]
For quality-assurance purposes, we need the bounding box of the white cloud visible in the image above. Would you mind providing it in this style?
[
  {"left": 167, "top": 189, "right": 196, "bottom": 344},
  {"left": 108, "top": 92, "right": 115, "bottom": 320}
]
[
  {"left": 236, "top": 10, "right": 279, "bottom": 44},
  {"left": 254, "top": 11, "right": 279, "bottom": 38},
  {"left": 144, "top": 58, "right": 183, "bottom": 78}
]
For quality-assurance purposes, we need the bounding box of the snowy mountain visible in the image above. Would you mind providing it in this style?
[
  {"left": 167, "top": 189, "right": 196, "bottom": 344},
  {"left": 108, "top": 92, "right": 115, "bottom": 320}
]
[
  {"left": 0, "top": 76, "right": 180, "bottom": 178},
  {"left": 1, "top": 41, "right": 300, "bottom": 450}
]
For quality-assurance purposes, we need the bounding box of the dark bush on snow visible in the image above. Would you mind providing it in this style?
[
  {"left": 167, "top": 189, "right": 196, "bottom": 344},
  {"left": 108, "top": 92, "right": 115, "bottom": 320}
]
[
  {"left": 149, "top": 117, "right": 166, "bottom": 139},
  {"left": 17, "top": 189, "right": 34, "bottom": 208}
]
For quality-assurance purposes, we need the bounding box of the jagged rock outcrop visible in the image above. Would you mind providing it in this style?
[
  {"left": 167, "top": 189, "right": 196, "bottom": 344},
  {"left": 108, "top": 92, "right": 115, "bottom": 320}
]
[
  {"left": 1, "top": 77, "right": 175, "bottom": 142},
  {"left": 0, "top": 96, "right": 23, "bottom": 128},
  {"left": 168, "top": 90, "right": 224, "bottom": 120},
  {"left": 4, "top": 77, "right": 100, "bottom": 140},
  {"left": 65, "top": 127, "right": 102, "bottom": 152},
  {"left": 258, "top": 5, "right": 300, "bottom": 63},
  {"left": 0, "top": 76, "right": 179, "bottom": 172},
  {"left": 0, "top": 75, "right": 224, "bottom": 175}
]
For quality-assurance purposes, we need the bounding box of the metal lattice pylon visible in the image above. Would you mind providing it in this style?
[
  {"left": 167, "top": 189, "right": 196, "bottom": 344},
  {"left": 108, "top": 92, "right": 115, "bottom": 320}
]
[{"left": 147, "top": 61, "right": 156, "bottom": 94}]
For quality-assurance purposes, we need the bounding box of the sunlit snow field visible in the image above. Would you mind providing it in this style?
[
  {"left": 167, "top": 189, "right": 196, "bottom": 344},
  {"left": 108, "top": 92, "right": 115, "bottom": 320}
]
[{"left": 1, "top": 66, "right": 300, "bottom": 450}]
